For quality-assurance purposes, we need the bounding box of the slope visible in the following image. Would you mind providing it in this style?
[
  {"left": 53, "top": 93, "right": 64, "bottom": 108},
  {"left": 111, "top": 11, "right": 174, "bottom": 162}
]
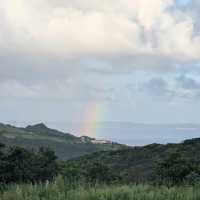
[{"left": 0, "top": 122, "right": 124, "bottom": 160}]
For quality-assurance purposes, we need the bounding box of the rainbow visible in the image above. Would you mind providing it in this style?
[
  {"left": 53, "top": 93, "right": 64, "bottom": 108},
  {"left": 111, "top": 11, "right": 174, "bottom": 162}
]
[{"left": 81, "top": 103, "right": 105, "bottom": 138}]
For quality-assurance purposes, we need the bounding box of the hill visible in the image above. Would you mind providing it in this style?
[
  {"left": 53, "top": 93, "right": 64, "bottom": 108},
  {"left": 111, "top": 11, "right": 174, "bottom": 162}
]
[
  {"left": 0, "top": 122, "right": 125, "bottom": 160},
  {"left": 65, "top": 138, "right": 200, "bottom": 183}
]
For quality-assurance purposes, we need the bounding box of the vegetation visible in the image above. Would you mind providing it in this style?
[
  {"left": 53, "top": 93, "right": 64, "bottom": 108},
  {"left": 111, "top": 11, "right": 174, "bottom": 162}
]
[
  {"left": 1, "top": 122, "right": 200, "bottom": 199},
  {"left": 1, "top": 123, "right": 200, "bottom": 185},
  {"left": 65, "top": 138, "right": 200, "bottom": 183},
  {"left": 0, "top": 144, "right": 57, "bottom": 185},
  {"left": 1, "top": 177, "right": 200, "bottom": 200},
  {"left": 0, "top": 123, "right": 124, "bottom": 160},
  {"left": 1, "top": 141, "right": 200, "bottom": 187},
  {"left": 156, "top": 151, "right": 200, "bottom": 186}
]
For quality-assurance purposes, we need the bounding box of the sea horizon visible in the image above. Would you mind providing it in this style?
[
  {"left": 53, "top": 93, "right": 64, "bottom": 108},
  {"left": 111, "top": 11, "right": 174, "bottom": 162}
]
[{"left": 2, "top": 120, "right": 200, "bottom": 146}]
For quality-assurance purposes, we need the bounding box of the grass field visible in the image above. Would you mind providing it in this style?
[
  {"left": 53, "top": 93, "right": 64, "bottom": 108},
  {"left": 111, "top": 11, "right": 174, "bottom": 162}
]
[{"left": 1, "top": 177, "right": 200, "bottom": 200}]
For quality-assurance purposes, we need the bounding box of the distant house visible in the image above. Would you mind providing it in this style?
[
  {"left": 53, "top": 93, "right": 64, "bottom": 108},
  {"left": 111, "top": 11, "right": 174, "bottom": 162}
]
[
  {"left": 80, "top": 136, "right": 95, "bottom": 143},
  {"left": 91, "top": 139, "right": 112, "bottom": 144}
]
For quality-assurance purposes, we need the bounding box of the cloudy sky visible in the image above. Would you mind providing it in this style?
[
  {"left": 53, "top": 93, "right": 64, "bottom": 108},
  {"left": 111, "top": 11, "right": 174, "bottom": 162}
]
[{"left": 0, "top": 0, "right": 200, "bottom": 125}]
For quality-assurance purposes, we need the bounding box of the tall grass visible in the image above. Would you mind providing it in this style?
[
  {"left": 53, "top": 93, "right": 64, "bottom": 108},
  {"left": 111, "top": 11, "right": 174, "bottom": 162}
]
[{"left": 1, "top": 176, "right": 200, "bottom": 200}]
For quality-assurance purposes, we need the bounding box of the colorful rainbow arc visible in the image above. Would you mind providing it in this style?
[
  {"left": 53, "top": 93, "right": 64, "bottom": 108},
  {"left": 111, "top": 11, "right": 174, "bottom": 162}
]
[{"left": 81, "top": 103, "right": 104, "bottom": 138}]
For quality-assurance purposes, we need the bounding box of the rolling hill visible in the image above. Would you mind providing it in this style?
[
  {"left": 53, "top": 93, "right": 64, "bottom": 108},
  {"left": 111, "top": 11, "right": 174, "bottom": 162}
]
[
  {"left": 65, "top": 138, "right": 200, "bottom": 183},
  {"left": 0, "top": 122, "right": 125, "bottom": 160}
]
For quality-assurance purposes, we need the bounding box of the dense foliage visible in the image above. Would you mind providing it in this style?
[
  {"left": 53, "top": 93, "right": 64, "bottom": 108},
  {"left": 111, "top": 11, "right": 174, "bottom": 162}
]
[
  {"left": 1, "top": 122, "right": 200, "bottom": 187},
  {"left": 1, "top": 138, "right": 200, "bottom": 187},
  {"left": 64, "top": 138, "right": 200, "bottom": 184},
  {"left": 155, "top": 151, "right": 200, "bottom": 185},
  {"left": 0, "top": 144, "right": 57, "bottom": 185},
  {"left": 1, "top": 122, "right": 200, "bottom": 200},
  {"left": 59, "top": 161, "right": 121, "bottom": 184},
  {"left": 0, "top": 143, "right": 120, "bottom": 186}
]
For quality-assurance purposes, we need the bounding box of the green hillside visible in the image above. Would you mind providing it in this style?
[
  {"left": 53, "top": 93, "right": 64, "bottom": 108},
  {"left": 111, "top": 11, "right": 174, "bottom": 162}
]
[
  {"left": 0, "top": 123, "right": 124, "bottom": 160},
  {"left": 65, "top": 138, "right": 200, "bottom": 183}
]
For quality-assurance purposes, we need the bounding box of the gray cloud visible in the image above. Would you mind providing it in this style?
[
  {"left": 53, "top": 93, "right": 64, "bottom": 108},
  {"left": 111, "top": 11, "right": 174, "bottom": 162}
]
[
  {"left": 175, "top": 75, "right": 200, "bottom": 99},
  {"left": 135, "top": 73, "right": 200, "bottom": 101},
  {"left": 141, "top": 77, "right": 173, "bottom": 98},
  {"left": 0, "top": 0, "right": 200, "bottom": 124},
  {"left": 136, "top": 77, "right": 183, "bottom": 103},
  {"left": 176, "top": 75, "right": 200, "bottom": 90}
]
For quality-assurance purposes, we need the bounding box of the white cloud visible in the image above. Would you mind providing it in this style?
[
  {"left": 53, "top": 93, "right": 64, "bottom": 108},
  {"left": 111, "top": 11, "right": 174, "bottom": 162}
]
[
  {"left": 0, "top": 0, "right": 199, "bottom": 60},
  {"left": 0, "top": 0, "right": 200, "bottom": 108}
]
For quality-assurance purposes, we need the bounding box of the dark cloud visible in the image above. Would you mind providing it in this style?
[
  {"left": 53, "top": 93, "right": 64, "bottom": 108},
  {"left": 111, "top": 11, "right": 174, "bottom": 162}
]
[
  {"left": 174, "top": 75, "right": 200, "bottom": 99},
  {"left": 176, "top": 75, "right": 200, "bottom": 90},
  {"left": 140, "top": 77, "right": 174, "bottom": 99}
]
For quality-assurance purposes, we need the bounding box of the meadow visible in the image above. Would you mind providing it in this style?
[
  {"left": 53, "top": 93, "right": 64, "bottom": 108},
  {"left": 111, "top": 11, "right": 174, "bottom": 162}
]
[{"left": 1, "top": 177, "right": 200, "bottom": 200}]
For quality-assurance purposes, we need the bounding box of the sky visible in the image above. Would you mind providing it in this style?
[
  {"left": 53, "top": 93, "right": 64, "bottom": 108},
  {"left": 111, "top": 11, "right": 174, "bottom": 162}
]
[{"left": 0, "top": 0, "right": 200, "bottom": 126}]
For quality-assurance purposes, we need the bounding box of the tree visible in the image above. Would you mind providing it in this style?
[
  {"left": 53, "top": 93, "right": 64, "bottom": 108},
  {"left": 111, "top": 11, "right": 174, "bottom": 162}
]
[
  {"left": 0, "top": 144, "right": 58, "bottom": 184},
  {"left": 85, "top": 162, "right": 120, "bottom": 184},
  {"left": 0, "top": 146, "right": 34, "bottom": 184},
  {"left": 0, "top": 144, "right": 6, "bottom": 184},
  {"left": 33, "top": 147, "right": 58, "bottom": 182},
  {"left": 185, "top": 171, "right": 200, "bottom": 185},
  {"left": 0, "top": 143, "right": 5, "bottom": 159},
  {"left": 59, "top": 164, "right": 83, "bottom": 183},
  {"left": 155, "top": 151, "right": 193, "bottom": 185}
]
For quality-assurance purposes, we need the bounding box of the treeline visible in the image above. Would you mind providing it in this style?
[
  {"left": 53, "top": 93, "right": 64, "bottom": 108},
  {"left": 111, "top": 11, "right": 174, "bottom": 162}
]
[
  {"left": 60, "top": 151, "right": 200, "bottom": 186},
  {"left": 0, "top": 143, "right": 57, "bottom": 185},
  {"left": 0, "top": 142, "right": 120, "bottom": 186},
  {"left": 155, "top": 151, "right": 200, "bottom": 186},
  {"left": 1, "top": 142, "right": 200, "bottom": 187}
]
